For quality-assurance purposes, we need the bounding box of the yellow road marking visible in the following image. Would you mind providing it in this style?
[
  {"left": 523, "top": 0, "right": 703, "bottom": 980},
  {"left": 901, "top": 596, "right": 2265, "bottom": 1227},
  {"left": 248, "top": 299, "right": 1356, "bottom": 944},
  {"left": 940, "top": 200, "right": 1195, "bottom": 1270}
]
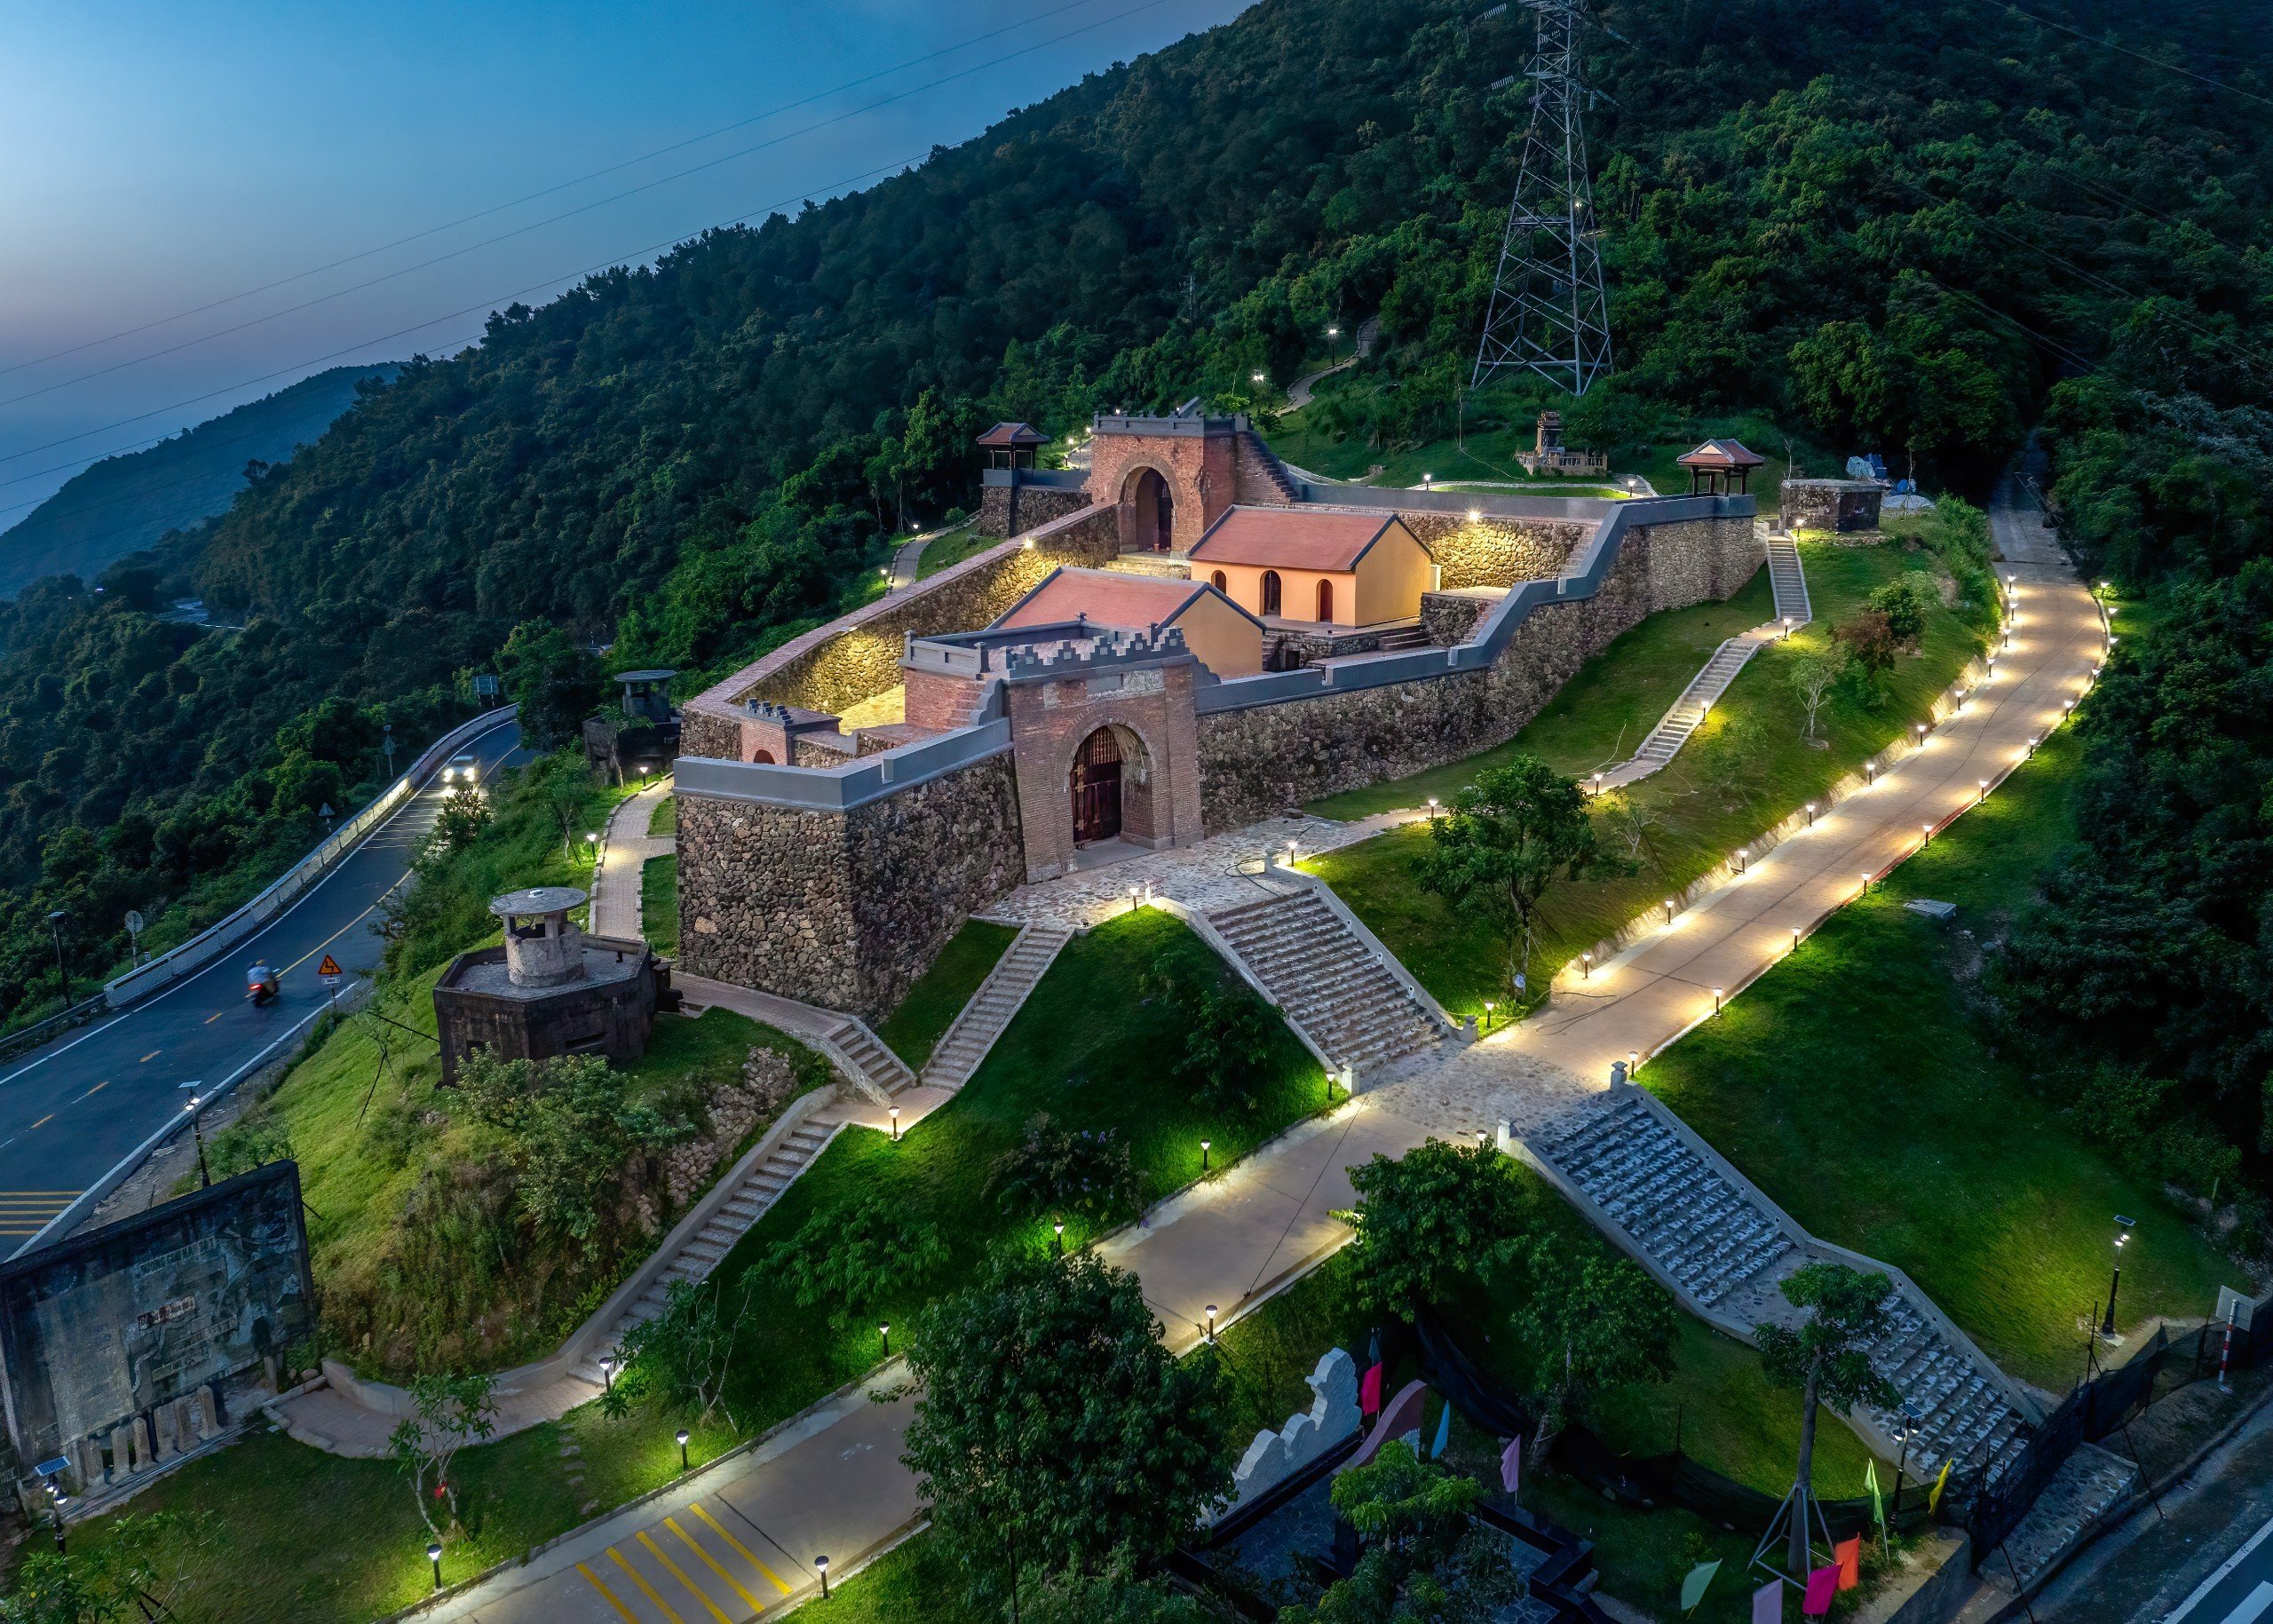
[
  {"left": 608, "top": 1548, "right": 684, "bottom": 1623},
  {"left": 574, "top": 1561, "right": 640, "bottom": 1622},
  {"left": 205, "top": 1011, "right": 224, "bottom": 1025},
  {"left": 74, "top": 1081, "right": 107, "bottom": 1102},
  {"left": 637, "top": 1531, "right": 731, "bottom": 1624},
  {"left": 26, "top": 1116, "right": 51, "bottom": 1133},
  {"left": 138, "top": 1050, "right": 160, "bottom": 1064},
  {"left": 690, "top": 1503, "right": 790, "bottom": 1595},
  {"left": 665, "top": 1517, "right": 762, "bottom": 1612}
]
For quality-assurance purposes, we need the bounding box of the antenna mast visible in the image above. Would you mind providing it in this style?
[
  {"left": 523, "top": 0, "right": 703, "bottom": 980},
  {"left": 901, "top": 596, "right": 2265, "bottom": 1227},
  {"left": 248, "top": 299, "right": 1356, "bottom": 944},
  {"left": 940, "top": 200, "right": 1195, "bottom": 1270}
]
[{"left": 1471, "top": 0, "right": 1613, "bottom": 396}]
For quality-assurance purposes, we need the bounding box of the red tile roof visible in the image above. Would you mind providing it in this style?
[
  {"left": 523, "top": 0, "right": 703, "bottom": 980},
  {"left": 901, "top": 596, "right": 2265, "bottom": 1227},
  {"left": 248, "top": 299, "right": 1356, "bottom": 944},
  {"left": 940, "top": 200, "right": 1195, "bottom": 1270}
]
[
  {"left": 994, "top": 567, "right": 1258, "bottom": 633},
  {"left": 1676, "top": 439, "right": 1765, "bottom": 470},
  {"left": 975, "top": 421, "right": 1048, "bottom": 448},
  {"left": 1187, "top": 505, "right": 1416, "bottom": 571}
]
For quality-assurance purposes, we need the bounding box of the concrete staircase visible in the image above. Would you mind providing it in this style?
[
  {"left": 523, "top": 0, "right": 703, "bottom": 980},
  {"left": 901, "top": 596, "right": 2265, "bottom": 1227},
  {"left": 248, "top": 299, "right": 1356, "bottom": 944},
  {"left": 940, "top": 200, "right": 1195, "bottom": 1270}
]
[
  {"left": 1768, "top": 535, "right": 1812, "bottom": 626},
  {"left": 919, "top": 924, "right": 1073, "bottom": 1090},
  {"left": 1373, "top": 622, "right": 1431, "bottom": 653},
  {"left": 1236, "top": 429, "right": 1304, "bottom": 505},
  {"left": 1541, "top": 1089, "right": 2029, "bottom": 1485},
  {"left": 1208, "top": 891, "right": 1447, "bottom": 1075},
  {"left": 1621, "top": 638, "right": 1762, "bottom": 775},
  {"left": 574, "top": 1118, "right": 837, "bottom": 1383},
  {"left": 818, "top": 1016, "right": 919, "bottom": 1100}
]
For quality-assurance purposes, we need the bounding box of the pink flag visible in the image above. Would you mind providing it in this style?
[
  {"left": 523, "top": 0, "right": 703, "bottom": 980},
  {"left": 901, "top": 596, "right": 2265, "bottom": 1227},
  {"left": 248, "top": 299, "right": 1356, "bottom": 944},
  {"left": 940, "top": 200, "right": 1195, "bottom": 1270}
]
[
  {"left": 1500, "top": 1435, "right": 1521, "bottom": 1495},
  {"left": 1802, "top": 1565, "right": 1838, "bottom": 1617},
  {"left": 1359, "top": 1363, "right": 1383, "bottom": 1417},
  {"left": 1753, "top": 1578, "right": 1783, "bottom": 1623},
  {"left": 1834, "top": 1536, "right": 1861, "bottom": 1591}
]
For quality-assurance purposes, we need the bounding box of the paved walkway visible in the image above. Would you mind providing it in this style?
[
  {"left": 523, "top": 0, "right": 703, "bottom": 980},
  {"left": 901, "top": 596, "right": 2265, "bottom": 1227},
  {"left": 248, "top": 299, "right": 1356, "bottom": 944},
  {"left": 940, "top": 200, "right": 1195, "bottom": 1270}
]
[
  {"left": 593, "top": 780, "right": 675, "bottom": 941},
  {"left": 411, "top": 487, "right": 2106, "bottom": 1623}
]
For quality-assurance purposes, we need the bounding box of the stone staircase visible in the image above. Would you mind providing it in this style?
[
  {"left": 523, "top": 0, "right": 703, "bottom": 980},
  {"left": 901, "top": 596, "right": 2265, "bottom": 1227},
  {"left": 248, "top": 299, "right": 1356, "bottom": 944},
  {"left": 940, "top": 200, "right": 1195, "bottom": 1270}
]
[
  {"left": 818, "top": 1016, "right": 919, "bottom": 1100},
  {"left": 1768, "top": 536, "right": 1812, "bottom": 626},
  {"left": 574, "top": 1117, "right": 838, "bottom": 1384},
  {"left": 1208, "top": 891, "right": 1448, "bottom": 1075},
  {"left": 919, "top": 923, "right": 1073, "bottom": 1090},
  {"left": 1236, "top": 429, "right": 1304, "bottom": 505},
  {"left": 1541, "top": 1089, "right": 2029, "bottom": 1485},
  {"left": 1623, "top": 638, "right": 1762, "bottom": 774},
  {"left": 1373, "top": 622, "right": 1431, "bottom": 653}
]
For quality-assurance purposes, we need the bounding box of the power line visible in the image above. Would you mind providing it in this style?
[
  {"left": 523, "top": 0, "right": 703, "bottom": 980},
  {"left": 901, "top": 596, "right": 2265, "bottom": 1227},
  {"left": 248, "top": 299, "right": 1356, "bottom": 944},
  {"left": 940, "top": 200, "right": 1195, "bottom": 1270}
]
[
  {"left": 0, "top": 0, "right": 1173, "bottom": 416},
  {"left": 0, "top": 0, "right": 1118, "bottom": 386},
  {"left": 1984, "top": 0, "right": 2273, "bottom": 109}
]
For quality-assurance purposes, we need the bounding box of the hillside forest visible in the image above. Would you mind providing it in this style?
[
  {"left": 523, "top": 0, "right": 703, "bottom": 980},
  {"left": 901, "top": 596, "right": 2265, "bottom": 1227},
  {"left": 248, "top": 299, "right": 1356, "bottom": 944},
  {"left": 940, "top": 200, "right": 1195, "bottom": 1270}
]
[{"left": 3, "top": 0, "right": 2272, "bottom": 1192}]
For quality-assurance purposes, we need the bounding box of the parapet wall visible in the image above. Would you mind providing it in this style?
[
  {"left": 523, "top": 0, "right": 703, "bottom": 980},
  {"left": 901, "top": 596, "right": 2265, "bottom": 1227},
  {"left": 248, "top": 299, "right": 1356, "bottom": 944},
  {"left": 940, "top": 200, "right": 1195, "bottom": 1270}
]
[
  {"left": 1196, "top": 513, "right": 1757, "bottom": 825},
  {"left": 676, "top": 749, "right": 1026, "bottom": 1018},
  {"left": 680, "top": 504, "right": 1118, "bottom": 758}
]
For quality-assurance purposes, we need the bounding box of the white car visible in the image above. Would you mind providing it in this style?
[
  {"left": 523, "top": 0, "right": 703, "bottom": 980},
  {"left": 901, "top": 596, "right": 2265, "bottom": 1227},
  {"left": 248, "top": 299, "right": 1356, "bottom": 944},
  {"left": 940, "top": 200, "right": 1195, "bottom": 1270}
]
[{"left": 441, "top": 753, "right": 480, "bottom": 786}]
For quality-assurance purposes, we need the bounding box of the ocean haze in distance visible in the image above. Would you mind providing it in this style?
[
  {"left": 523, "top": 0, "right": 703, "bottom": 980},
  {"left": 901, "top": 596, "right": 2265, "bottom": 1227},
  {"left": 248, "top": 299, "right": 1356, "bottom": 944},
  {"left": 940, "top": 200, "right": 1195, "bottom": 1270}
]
[{"left": 0, "top": 0, "right": 1244, "bottom": 523}]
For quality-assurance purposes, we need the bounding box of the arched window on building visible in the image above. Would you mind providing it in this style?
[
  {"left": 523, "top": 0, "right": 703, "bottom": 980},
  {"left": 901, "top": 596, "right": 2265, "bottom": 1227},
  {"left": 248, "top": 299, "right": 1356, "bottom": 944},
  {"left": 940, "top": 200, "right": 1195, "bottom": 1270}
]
[
  {"left": 1261, "top": 570, "right": 1282, "bottom": 616},
  {"left": 1211, "top": 569, "right": 1228, "bottom": 592},
  {"left": 1317, "top": 578, "right": 1334, "bottom": 622}
]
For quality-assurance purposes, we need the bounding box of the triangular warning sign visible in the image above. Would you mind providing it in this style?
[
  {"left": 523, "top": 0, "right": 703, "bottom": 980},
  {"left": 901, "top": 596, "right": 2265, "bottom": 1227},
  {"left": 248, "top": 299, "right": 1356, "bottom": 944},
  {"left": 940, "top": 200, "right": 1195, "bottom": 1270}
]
[{"left": 318, "top": 955, "right": 343, "bottom": 978}]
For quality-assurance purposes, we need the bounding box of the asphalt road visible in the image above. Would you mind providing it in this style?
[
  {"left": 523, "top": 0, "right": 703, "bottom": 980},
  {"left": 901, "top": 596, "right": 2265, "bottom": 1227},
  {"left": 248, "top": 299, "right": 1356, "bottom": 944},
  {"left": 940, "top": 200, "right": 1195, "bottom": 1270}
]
[{"left": 0, "top": 718, "right": 525, "bottom": 1250}]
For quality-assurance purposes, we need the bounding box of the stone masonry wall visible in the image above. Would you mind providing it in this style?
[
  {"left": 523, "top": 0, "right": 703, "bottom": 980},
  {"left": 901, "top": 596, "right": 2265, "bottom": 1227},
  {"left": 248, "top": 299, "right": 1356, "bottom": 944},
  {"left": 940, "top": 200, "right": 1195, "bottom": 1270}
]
[
  {"left": 1420, "top": 590, "right": 1498, "bottom": 646},
  {"left": 1196, "top": 515, "right": 1757, "bottom": 825},
  {"left": 980, "top": 481, "right": 1090, "bottom": 539},
  {"left": 677, "top": 751, "right": 1026, "bottom": 1018},
  {"left": 1401, "top": 512, "right": 1584, "bottom": 590}
]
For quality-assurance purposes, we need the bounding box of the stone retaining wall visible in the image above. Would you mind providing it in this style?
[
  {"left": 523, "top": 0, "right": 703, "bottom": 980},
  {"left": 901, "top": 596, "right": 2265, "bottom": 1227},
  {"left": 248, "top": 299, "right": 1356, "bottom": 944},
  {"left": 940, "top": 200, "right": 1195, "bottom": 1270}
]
[
  {"left": 1403, "top": 512, "right": 1583, "bottom": 590},
  {"left": 676, "top": 751, "right": 1026, "bottom": 1018},
  {"left": 1196, "top": 515, "right": 1755, "bottom": 825},
  {"left": 979, "top": 480, "right": 1091, "bottom": 539}
]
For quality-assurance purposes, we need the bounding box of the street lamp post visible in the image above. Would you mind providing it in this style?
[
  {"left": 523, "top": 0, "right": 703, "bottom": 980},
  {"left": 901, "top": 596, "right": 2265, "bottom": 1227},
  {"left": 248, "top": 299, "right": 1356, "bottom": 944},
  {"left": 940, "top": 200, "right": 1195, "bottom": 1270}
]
[
  {"left": 2101, "top": 1216, "right": 2136, "bottom": 1335},
  {"left": 46, "top": 911, "right": 70, "bottom": 1006},
  {"left": 183, "top": 1094, "right": 211, "bottom": 1188}
]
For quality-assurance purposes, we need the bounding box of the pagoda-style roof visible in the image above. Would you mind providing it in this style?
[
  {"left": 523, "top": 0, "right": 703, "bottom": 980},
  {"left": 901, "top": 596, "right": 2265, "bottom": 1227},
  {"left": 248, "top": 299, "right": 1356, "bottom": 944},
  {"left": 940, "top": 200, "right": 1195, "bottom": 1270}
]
[
  {"left": 1676, "top": 439, "right": 1766, "bottom": 471},
  {"left": 975, "top": 421, "right": 1048, "bottom": 449}
]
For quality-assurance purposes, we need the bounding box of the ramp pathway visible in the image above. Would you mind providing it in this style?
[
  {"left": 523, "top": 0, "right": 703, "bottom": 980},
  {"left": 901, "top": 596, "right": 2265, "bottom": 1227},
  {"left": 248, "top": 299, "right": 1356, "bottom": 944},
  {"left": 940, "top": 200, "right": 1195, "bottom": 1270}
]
[{"left": 591, "top": 779, "right": 674, "bottom": 942}]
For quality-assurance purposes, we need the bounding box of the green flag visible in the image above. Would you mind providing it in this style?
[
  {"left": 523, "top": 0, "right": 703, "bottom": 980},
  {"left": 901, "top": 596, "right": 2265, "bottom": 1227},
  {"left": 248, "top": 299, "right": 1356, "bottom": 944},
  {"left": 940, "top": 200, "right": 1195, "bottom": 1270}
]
[
  {"left": 1867, "top": 1458, "right": 1886, "bottom": 1546},
  {"left": 1681, "top": 1557, "right": 1723, "bottom": 1613}
]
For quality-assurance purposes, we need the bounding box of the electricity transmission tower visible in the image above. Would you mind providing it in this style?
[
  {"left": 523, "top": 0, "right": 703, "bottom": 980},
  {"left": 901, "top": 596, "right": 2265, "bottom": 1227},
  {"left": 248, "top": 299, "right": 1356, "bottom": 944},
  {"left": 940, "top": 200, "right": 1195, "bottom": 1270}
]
[{"left": 1471, "top": 0, "right": 1613, "bottom": 396}]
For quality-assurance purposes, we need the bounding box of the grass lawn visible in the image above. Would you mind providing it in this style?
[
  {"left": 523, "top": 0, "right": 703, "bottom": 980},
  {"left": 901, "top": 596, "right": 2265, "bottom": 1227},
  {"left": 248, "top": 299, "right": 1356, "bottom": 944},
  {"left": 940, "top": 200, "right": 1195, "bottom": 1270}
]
[
  {"left": 1305, "top": 539, "right": 1987, "bottom": 1017},
  {"left": 1641, "top": 726, "right": 2251, "bottom": 1390},
  {"left": 875, "top": 918, "right": 1018, "bottom": 1068},
  {"left": 795, "top": 1533, "right": 990, "bottom": 1624},
  {"left": 647, "top": 792, "right": 676, "bottom": 836},
  {"left": 915, "top": 519, "right": 995, "bottom": 581},
  {"left": 640, "top": 852, "right": 677, "bottom": 955},
  {"left": 61, "top": 910, "right": 1326, "bottom": 1623}
]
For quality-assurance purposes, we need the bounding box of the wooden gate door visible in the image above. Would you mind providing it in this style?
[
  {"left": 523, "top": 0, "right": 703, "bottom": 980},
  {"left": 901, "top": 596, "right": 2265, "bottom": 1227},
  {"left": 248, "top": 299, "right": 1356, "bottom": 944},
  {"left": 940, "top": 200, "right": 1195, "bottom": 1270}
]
[{"left": 1070, "top": 729, "right": 1123, "bottom": 844}]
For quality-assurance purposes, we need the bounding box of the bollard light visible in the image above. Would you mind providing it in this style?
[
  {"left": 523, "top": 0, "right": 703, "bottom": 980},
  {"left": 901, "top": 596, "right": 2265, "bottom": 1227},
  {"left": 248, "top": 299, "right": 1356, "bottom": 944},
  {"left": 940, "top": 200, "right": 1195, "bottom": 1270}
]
[
  {"left": 816, "top": 1555, "right": 831, "bottom": 1601},
  {"left": 1790, "top": 926, "right": 1801, "bottom": 954},
  {"left": 1860, "top": 871, "right": 1872, "bottom": 896},
  {"left": 1206, "top": 1303, "right": 1219, "bottom": 1343},
  {"left": 1663, "top": 898, "right": 1676, "bottom": 923},
  {"left": 1978, "top": 779, "right": 1989, "bottom": 804},
  {"left": 1468, "top": 508, "right": 1482, "bottom": 523},
  {"left": 598, "top": 1355, "right": 615, "bottom": 1392},
  {"left": 1628, "top": 1048, "right": 1639, "bottom": 1075},
  {"left": 1712, "top": 987, "right": 1723, "bottom": 1013},
  {"left": 1053, "top": 1220, "right": 1065, "bottom": 1256},
  {"left": 1805, "top": 801, "right": 1818, "bottom": 826},
  {"left": 677, "top": 1428, "right": 690, "bottom": 1470},
  {"left": 1200, "top": 1138, "right": 1211, "bottom": 1173},
  {"left": 1922, "top": 822, "right": 1933, "bottom": 847},
  {"left": 1483, "top": 999, "right": 1495, "bottom": 1031},
  {"left": 889, "top": 1105, "right": 900, "bottom": 1142},
  {"left": 880, "top": 1322, "right": 891, "bottom": 1356},
  {"left": 428, "top": 1541, "right": 444, "bottom": 1591},
  {"left": 1477, "top": 1129, "right": 1490, "bottom": 1151},
  {"left": 1428, "top": 796, "right": 1439, "bottom": 817},
  {"left": 1580, "top": 952, "right": 1592, "bottom": 978},
  {"left": 1865, "top": 762, "right": 1876, "bottom": 784}
]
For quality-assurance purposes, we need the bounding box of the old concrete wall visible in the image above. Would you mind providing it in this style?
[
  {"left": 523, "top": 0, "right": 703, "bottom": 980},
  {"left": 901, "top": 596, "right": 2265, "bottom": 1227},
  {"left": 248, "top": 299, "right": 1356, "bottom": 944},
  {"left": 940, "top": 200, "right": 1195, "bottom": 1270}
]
[
  {"left": 1398, "top": 511, "right": 1585, "bottom": 590},
  {"left": 1195, "top": 515, "right": 1757, "bottom": 826},
  {"left": 678, "top": 505, "right": 1118, "bottom": 760},
  {"left": 677, "top": 751, "right": 1026, "bottom": 1018}
]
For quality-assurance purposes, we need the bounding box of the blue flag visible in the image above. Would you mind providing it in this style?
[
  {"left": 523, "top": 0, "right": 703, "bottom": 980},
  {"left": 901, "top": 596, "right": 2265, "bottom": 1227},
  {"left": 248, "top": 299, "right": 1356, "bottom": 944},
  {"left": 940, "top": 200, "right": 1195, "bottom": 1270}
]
[{"left": 1430, "top": 1399, "right": 1452, "bottom": 1459}]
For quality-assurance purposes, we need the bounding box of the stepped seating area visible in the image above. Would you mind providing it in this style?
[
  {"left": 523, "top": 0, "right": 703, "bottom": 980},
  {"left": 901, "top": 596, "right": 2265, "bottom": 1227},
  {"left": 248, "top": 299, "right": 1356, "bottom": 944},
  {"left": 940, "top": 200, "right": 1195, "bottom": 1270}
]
[
  {"left": 920, "top": 923, "right": 1073, "bottom": 1089},
  {"left": 1208, "top": 891, "right": 1447, "bottom": 1075},
  {"left": 574, "top": 1118, "right": 837, "bottom": 1384},
  {"left": 1545, "top": 1089, "right": 1793, "bottom": 1310},
  {"left": 1543, "top": 1089, "right": 2029, "bottom": 1485},
  {"left": 1768, "top": 535, "right": 1812, "bottom": 625},
  {"left": 820, "top": 1016, "right": 918, "bottom": 1099}
]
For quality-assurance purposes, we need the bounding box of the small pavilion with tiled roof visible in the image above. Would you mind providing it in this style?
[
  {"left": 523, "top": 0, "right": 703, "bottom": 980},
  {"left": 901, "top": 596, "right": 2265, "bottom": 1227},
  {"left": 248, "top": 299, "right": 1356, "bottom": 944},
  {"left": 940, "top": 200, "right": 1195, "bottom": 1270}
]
[
  {"left": 1186, "top": 505, "right": 1435, "bottom": 628},
  {"left": 976, "top": 421, "right": 1049, "bottom": 470},
  {"left": 1675, "top": 439, "right": 1766, "bottom": 495}
]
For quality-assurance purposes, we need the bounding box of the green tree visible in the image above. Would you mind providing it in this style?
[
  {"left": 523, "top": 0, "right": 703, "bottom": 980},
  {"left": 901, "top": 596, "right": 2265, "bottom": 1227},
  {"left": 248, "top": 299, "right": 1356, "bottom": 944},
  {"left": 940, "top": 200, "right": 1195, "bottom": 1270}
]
[
  {"left": 0, "top": 1514, "right": 199, "bottom": 1624},
  {"left": 424, "top": 785, "right": 493, "bottom": 856},
  {"left": 1025, "top": 1555, "right": 1239, "bottom": 1624},
  {"left": 1412, "top": 757, "right": 1622, "bottom": 999},
  {"left": 497, "top": 622, "right": 603, "bottom": 749},
  {"left": 1754, "top": 1263, "right": 1901, "bottom": 1574},
  {"left": 1142, "top": 955, "right": 1279, "bottom": 1116},
  {"left": 387, "top": 1372, "right": 498, "bottom": 1539},
  {"left": 902, "top": 1251, "right": 1229, "bottom": 1618},
  {"left": 986, "top": 1113, "right": 1146, "bottom": 1226},
  {"left": 1342, "top": 1139, "right": 1529, "bottom": 1320},
  {"left": 1786, "top": 646, "right": 1848, "bottom": 742},
  {"left": 765, "top": 1189, "right": 950, "bottom": 1330},
  {"left": 1279, "top": 1441, "right": 1517, "bottom": 1624},
  {"left": 603, "top": 1276, "right": 755, "bottom": 1427},
  {"left": 1509, "top": 1247, "right": 1678, "bottom": 1445},
  {"left": 1866, "top": 575, "right": 1934, "bottom": 648}
]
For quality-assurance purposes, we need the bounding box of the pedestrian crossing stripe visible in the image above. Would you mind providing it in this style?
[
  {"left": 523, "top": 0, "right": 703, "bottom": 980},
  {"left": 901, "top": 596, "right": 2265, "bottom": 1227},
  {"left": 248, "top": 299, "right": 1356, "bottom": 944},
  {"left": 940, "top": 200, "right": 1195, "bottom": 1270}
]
[
  {"left": 663, "top": 1517, "right": 763, "bottom": 1612},
  {"left": 606, "top": 1547, "right": 683, "bottom": 1623},
  {"left": 689, "top": 1501, "right": 791, "bottom": 1594},
  {"left": 574, "top": 1562, "right": 638, "bottom": 1622},
  {"left": 636, "top": 1531, "right": 731, "bottom": 1624}
]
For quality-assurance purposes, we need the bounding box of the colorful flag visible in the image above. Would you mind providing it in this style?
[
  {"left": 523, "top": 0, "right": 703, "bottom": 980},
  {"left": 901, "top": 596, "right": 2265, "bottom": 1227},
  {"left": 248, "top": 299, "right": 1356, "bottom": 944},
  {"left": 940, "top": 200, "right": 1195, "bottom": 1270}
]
[
  {"left": 1834, "top": 1535, "right": 1861, "bottom": 1591},
  {"left": 1360, "top": 1363, "right": 1382, "bottom": 1417},
  {"left": 1802, "top": 1565, "right": 1838, "bottom": 1616},
  {"left": 1430, "top": 1398, "right": 1452, "bottom": 1459},
  {"left": 1500, "top": 1435, "right": 1521, "bottom": 1496},
  {"left": 1928, "top": 1458, "right": 1952, "bottom": 1516},
  {"left": 1866, "top": 1458, "right": 1886, "bottom": 1544},
  {"left": 1753, "top": 1577, "right": 1784, "bottom": 1623},
  {"left": 1680, "top": 1557, "right": 1722, "bottom": 1613}
]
